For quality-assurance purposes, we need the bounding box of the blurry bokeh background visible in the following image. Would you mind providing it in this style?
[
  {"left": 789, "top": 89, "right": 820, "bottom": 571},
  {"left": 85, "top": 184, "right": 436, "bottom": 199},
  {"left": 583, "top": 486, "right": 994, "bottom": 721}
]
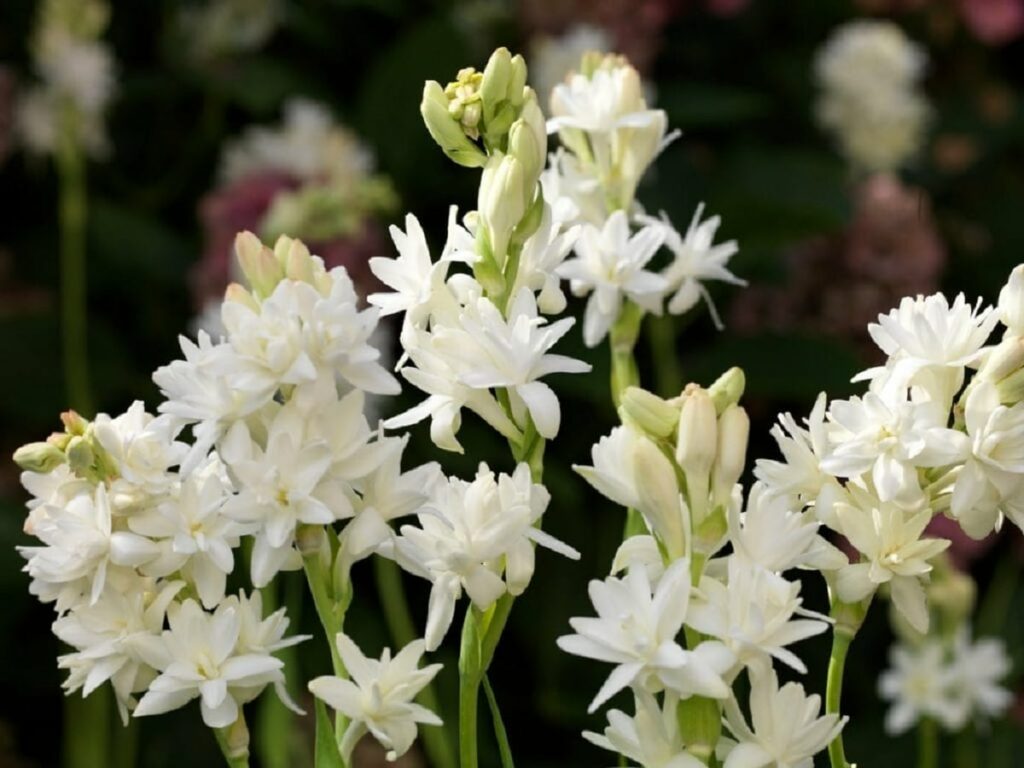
[{"left": 2, "top": 0, "right": 1024, "bottom": 765}]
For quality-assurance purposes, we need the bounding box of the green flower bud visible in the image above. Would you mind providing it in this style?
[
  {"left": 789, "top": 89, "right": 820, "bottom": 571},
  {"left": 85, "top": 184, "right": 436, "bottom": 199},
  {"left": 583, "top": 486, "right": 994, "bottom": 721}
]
[
  {"left": 235, "top": 231, "right": 283, "bottom": 300},
  {"left": 479, "top": 153, "right": 527, "bottom": 264},
  {"left": 421, "top": 80, "right": 487, "bottom": 168},
  {"left": 676, "top": 388, "right": 717, "bottom": 482},
  {"left": 480, "top": 48, "right": 513, "bottom": 124},
  {"left": 619, "top": 387, "right": 679, "bottom": 439},
  {"left": 60, "top": 409, "right": 89, "bottom": 436},
  {"left": 677, "top": 696, "right": 722, "bottom": 763},
  {"left": 707, "top": 367, "right": 746, "bottom": 415},
  {"left": 65, "top": 435, "right": 95, "bottom": 477},
  {"left": 13, "top": 441, "right": 66, "bottom": 473}
]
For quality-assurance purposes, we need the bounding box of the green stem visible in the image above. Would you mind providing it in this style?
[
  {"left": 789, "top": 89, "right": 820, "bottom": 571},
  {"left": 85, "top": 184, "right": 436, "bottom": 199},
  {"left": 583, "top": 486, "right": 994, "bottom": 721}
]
[
  {"left": 300, "top": 535, "right": 350, "bottom": 755},
  {"left": 56, "top": 119, "right": 91, "bottom": 416},
  {"left": 375, "top": 556, "right": 457, "bottom": 768},
  {"left": 459, "top": 607, "right": 482, "bottom": 768},
  {"left": 63, "top": 689, "right": 110, "bottom": 768},
  {"left": 214, "top": 723, "right": 251, "bottom": 768},
  {"left": 647, "top": 313, "right": 682, "bottom": 398},
  {"left": 826, "top": 630, "right": 853, "bottom": 768},
  {"left": 482, "top": 674, "right": 514, "bottom": 768},
  {"left": 609, "top": 300, "right": 644, "bottom": 407},
  {"left": 257, "top": 574, "right": 303, "bottom": 768},
  {"left": 918, "top": 718, "right": 939, "bottom": 768},
  {"left": 110, "top": 720, "right": 139, "bottom": 768}
]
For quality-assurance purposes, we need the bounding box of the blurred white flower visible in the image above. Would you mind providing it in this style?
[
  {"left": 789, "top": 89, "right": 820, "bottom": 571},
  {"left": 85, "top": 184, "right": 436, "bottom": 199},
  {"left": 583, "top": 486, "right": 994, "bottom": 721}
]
[
  {"left": 308, "top": 633, "right": 442, "bottom": 761},
  {"left": 879, "top": 639, "right": 963, "bottom": 734},
  {"left": 530, "top": 24, "right": 612, "bottom": 108}
]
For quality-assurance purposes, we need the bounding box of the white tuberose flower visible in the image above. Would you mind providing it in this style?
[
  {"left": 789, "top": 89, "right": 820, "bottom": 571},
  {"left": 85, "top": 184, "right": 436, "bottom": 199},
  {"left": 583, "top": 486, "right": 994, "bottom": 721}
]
[
  {"left": 557, "top": 558, "right": 734, "bottom": 713},
  {"left": 557, "top": 210, "right": 667, "bottom": 347},
  {"left": 134, "top": 598, "right": 298, "bottom": 728},
  {"left": 308, "top": 633, "right": 442, "bottom": 761},
  {"left": 723, "top": 668, "right": 846, "bottom": 768},
  {"left": 584, "top": 690, "right": 705, "bottom": 768},
  {"left": 644, "top": 205, "right": 743, "bottom": 326}
]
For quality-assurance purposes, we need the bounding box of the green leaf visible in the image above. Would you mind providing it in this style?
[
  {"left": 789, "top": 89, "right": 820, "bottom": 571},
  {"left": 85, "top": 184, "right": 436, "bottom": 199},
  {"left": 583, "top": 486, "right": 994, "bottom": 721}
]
[
  {"left": 315, "top": 699, "right": 345, "bottom": 768},
  {"left": 482, "top": 674, "right": 515, "bottom": 768}
]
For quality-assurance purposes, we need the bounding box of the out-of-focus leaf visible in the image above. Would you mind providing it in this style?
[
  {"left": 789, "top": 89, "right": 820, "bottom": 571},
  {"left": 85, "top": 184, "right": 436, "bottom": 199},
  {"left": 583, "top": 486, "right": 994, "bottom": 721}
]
[{"left": 314, "top": 698, "right": 345, "bottom": 768}]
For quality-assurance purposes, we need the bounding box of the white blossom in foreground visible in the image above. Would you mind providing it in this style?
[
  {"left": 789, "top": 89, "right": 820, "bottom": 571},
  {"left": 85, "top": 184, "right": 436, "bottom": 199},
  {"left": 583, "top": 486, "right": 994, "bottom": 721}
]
[
  {"left": 723, "top": 668, "right": 846, "bottom": 768},
  {"left": 687, "top": 557, "right": 829, "bottom": 674},
  {"left": 833, "top": 499, "right": 949, "bottom": 633},
  {"left": 55, "top": 580, "right": 182, "bottom": 723},
  {"left": 393, "top": 463, "right": 579, "bottom": 650},
  {"left": 134, "top": 598, "right": 302, "bottom": 727},
  {"left": 557, "top": 211, "right": 666, "bottom": 347},
  {"left": 584, "top": 690, "right": 704, "bottom": 768},
  {"left": 308, "top": 633, "right": 442, "bottom": 761},
  {"left": 557, "top": 559, "right": 734, "bottom": 712},
  {"left": 644, "top": 205, "right": 743, "bottom": 326}
]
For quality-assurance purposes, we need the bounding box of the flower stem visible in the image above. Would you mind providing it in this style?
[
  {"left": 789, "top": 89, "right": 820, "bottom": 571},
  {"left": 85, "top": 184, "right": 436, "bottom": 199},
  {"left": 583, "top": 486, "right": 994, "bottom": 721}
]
[
  {"left": 609, "top": 300, "right": 644, "bottom": 407},
  {"left": 918, "top": 718, "right": 939, "bottom": 768},
  {"left": 56, "top": 119, "right": 92, "bottom": 416},
  {"left": 300, "top": 530, "right": 350, "bottom": 754},
  {"left": 214, "top": 721, "right": 251, "bottom": 768},
  {"left": 482, "top": 674, "right": 514, "bottom": 768},
  {"left": 825, "top": 629, "right": 854, "bottom": 768},
  {"left": 63, "top": 689, "right": 110, "bottom": 768},
  {"left": 375, "top": 556, "right": 457, "bottom": 768},
  {"left": 459, "top": 606, "right": 483, "bottom": 768}
]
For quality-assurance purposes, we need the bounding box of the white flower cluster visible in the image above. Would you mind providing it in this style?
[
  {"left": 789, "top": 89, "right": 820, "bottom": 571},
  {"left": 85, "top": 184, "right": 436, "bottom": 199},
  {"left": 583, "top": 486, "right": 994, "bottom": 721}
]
[
  {"left": 759, "top": 269, "right": 1024, "bottom": 634},
  {"left": 14, "top": 233, "right": 453, "bottom": 756},
  {"left": 543, "top": 53, "right": 743, "bottom": 345},
  {"left": 564, "top": 377, "right": 847, "bottom": 766},
  {"left": 16, "top": 0, "right": 116, "bottom": 158},
  {"left": 815, "top": 20, "right": 930, "bottom": 173},
  {"left": 880, "top": 627, "right": 1011, "bottom": 735}
]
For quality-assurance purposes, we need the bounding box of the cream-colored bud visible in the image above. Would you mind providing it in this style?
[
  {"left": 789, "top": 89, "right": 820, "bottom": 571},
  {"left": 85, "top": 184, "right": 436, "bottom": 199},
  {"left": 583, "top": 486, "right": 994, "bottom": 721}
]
[
  {"left": 224, "top": 283, "right": 260, "bottom": 312},
  {"left": 999, "top": 265, "right": 1024, "bottom": 335},
  {"left": 676, "top": 388, "right": 718, "bottom": 479},
  {"left": 479, "top": 153, "right": 526, "bottom": 262},
  {"left": 980, "top": 335, "right": 1024, "bottom": 383},
  {"left": 60, "top": 409, "right": 89, "bottom": 436},
  {"left": 509, "top": 55, "right": 528, "bottom": 107},
  {"left": 282, "top": 239, "right": 316, "bottom": 285},
  {"left": 633, "top": 436, "right": 686, "bottom": 560},
  {"left": 619, "top": 387, "right": 679, "bottom": 439},
  {"left": 707, "top": 367, "right": 746, "bottom": 415},
  {"left": 712, "top": 405, "right": 749, "bottom": 506},
  {"left": 509, "top": 95, "right": 547, "bottom": 187},
  {"left": 13, "top": 441, "right": 65, "bottom": 473},
  {"left": 65, "top": 435, "right": 95, "bottom": 477},
  {"left": 421, "top": 80, "right": 487, "bottom": 168},
  {"left": 235, "top": 231, "right": 282, "bottom": 299}
]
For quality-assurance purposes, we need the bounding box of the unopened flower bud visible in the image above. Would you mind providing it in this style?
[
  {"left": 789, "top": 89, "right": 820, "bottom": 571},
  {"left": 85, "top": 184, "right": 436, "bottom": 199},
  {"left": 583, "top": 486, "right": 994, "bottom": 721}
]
[
  {"left": 235, "top": 231, "right": 283, "bottom": 299},
  {"left": 996, "top": 366, "right": 1024, "bottom": 406},
  {"left": 707, "top": 367, "right": 746, "bottom": 415},
  {"left": 619, "top": 387, "right": 679, "bottom": 439},
  {"left": 479, "top": 153, "right": 527, "bottom": 263},
  {"left": 480, "top": 48, "right": 513, "bottom": 122},
  {"left": 224, "top": 282, "right": 260, "bottom": 312},
  {"left": 508, "top": 96, "right": 547, "bottom": 188},
  {"left": 712, "top": 405, "right": 749, "bottom": 506},
  {"left": 65, "top": 435, "right": 95, "bottom": 477},
  {"left": 60, "top": 409, "right": 89, "bottom": 436},
  {"left": 677, "top": 696, "right": 722, "bottom": 763},
  {"left": 13, "top": 441, "right": 65, "bottom": 473},
  {"left": 999, "top": 265, "right": 1024, "bottom": 336},
  {"left": 979, "top": 336, "right": 1024, "bottom": 383},
  {"left": 279, "top": 236, "right": 316, "bottom": 284},
  {"left": 676, "top": 388, "right": 717, "bottom": 481},
  {"left": 633, "top": 437, "right": 686, "bottom": 560},
  {"left": 221, "top": 714, "right": 250, "bottom": 760},
  {"left": 421, "top": 80, "right": 487, "bottom": 168}
]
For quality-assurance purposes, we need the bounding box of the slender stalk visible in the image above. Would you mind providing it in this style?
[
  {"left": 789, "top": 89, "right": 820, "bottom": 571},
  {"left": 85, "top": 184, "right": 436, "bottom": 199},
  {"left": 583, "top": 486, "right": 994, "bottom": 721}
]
[
  {"left": 56, "top": 118, "right": 92, "bottom": 416},
  {"left": 609, "top": 300, "right": 644, "bottom": 407},
  {"left": 375, "top": 556, "right": 457, "bottom": 768},
  {"left": 214, "top": 723, "right": 251, "bottom": 768},
  {"left": 257, "top": 574, "right": 303, "bottom": 768},
  {"left": 482, "top": 674, "right": 514, "bottom": 768},
  {"left": 647, "top": 313, "right": 682, "bottom": 398},
  {"left": 917, "top": 718, "right": 939, "bottom": 768},
  {"left": 459, "top": 607, "right": 483, "bottom": 768},
  {"left": 63, "top": 689, "right": 110, "bottom": 768},
  {"left": 825, "top": 630, "right": 853, "bottom": 768}
]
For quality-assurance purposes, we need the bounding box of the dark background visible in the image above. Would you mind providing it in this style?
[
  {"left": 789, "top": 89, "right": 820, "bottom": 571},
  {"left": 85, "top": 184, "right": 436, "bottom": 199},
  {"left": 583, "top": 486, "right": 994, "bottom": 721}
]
[{"left": 1, "top": 0, "right": 1023, "bottom": 765}]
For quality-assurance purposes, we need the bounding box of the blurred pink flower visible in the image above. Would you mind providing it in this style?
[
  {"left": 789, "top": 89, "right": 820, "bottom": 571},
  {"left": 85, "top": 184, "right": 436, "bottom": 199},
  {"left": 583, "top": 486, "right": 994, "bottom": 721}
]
[
  {"left": 959, "top": 0, "right": 1024, "bottom": 45},
  {"left": 731, "top": 173, "right": 945, "bottom": 356}
]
